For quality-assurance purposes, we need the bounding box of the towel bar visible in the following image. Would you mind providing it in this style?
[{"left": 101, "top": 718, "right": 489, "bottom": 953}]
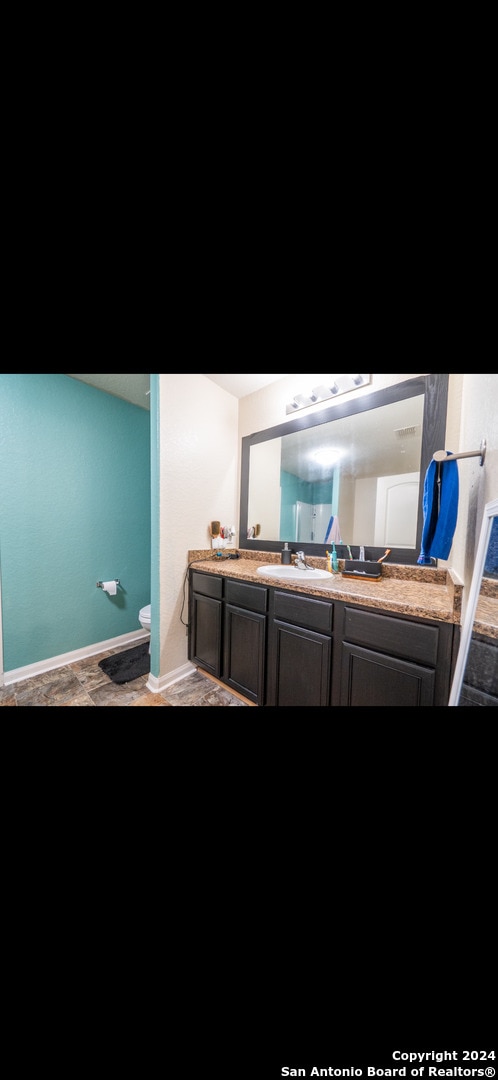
[{"left": 433, "top": 438, "right": 486, "bottom": 466}]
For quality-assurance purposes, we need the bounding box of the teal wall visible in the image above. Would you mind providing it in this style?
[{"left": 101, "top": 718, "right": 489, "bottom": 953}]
[
  {"left": 281, "top": 470, "right": 311, "bottom": 539},
  {"left": 0, "top": 374, "right": 151, "bottom": 672},
  {"left": 280, "top": 471, "right": 333, "bottom": 540}
]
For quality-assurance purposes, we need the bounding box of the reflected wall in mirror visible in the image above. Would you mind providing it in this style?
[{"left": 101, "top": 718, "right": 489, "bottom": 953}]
[
  {"left": 448, "top": 498, "right": 498, "bottom": 706},
  {"left": 240, "top": 375, "right": 449, "bottom": 565}
]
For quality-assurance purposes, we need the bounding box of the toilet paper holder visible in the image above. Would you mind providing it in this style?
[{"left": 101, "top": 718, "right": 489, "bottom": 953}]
[{"left": 96, "top": 579, "right": 120, "bottom": 589}]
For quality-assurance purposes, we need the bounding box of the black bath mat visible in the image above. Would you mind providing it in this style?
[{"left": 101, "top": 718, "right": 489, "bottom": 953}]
[{"left": 99, "top": 641, "right": 150, "bottom": 684}]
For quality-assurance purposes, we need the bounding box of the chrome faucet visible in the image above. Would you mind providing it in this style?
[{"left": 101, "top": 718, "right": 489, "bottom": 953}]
[{"left": 295, "top": 550, "right": 309, "bottom": 569}]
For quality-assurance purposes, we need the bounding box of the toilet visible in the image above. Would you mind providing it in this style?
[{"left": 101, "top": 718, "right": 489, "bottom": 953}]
[{"left": 139, "top": 605, "right": 151, "bottom": 651}]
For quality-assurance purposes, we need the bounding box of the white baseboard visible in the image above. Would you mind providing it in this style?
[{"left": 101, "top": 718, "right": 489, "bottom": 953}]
[
  {"left": 3, "top": 630, "right": 150, "bottom": 687},
  {"left": 146, "top": 661, "right": 196, "bottom": 695}
]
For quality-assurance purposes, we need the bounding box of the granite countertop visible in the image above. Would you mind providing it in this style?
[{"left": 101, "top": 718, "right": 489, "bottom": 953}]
[
  {"left": 188, "top": 549, "right": 463, "bottom": 624},
  {"left": 474, "top": 577, "right": 498, "bottom": 640}
]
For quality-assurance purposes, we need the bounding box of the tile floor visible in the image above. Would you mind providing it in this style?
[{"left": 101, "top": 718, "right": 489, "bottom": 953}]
[{"left": 0, "top": 644, "right": 252, "bottom": 707}]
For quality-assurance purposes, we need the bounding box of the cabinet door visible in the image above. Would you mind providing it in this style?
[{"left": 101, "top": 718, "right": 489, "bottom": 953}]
[
  {"left": 191, "top": 593, "right": 223, "bottom": 677},
  {"left": 223, "top": 604, "right": 266, "bottom": 705},
  {"left": 272, "top": 621, "right": 332, "bottom": 707},
  {"left": 338, "top": 604, "right": 455, "bottom": 706},
  {"left": 340, "top": 643, "right": 435, "bottom": 706}
]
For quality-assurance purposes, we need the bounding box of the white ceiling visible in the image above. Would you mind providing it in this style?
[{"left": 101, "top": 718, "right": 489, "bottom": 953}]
[
  {"left": 63, "top": 374, "right": 422, "bottom": 479},
  {"left": 202, "top": 374, "right": 292, "bottom": 398},
  {"left": 64, "top": 374, "right": 292, "bottom": 408},
  {"left": 64, "top": 374, "right": 150, "bottom": 410}
]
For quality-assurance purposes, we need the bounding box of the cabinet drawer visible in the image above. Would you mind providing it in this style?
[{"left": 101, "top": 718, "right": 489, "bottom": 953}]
[
  {"left": 274, "top": 590, "right": 333, "bottom": 634},
  {"left": 343, "top": 606, "right": 439, "bottom": 666},
  {"left": 225, "top": 579, "right": 268, "bottom": 613},
  {"left": 191, "top": 571, "right": 223, "bottom": 600}
]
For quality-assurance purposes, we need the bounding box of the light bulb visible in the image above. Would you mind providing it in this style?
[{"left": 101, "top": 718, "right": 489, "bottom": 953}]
[{"left": 312, "top": 385, "right": 332, "bottom": 400}]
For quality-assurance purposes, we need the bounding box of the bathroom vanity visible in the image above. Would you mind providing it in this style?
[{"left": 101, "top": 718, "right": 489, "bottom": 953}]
[{"left": 188, "top": 552, "right": 462, "bottom": 707}]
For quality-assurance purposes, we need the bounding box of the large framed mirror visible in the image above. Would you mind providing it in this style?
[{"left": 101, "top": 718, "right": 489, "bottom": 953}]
[
  {"left": 448, "top": 498, "right": 498, "bottom": 706},
  {"left": 239, "top": 374, "right": 449, "bottom": 565}
]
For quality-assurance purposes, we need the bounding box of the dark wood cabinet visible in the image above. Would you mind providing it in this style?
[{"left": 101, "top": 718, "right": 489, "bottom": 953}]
[
  {"left": 267, "top": 589, "right": 333, "bottom": 706},
  {"left": 336, "top": 605, "right": 455, "bottom": 707},
  {"left": 189, "top": 572, "right": 268, "bottom": 704},
  {"left": 189, "top": 572, "right": 223, "bottom": 678},
  {"left": 223, "top": 580, "right": 267, "bottom": 704},
  {"left": 339, "top": 642, "right": 436, "bottom": 706},
  {"left": 189, "top": 570, "right": 457, "bottom": 708}
]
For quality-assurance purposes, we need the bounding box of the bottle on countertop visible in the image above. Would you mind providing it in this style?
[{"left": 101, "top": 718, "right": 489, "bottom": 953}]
[
  {"left": 326, "top": 546, "right": 339, "bottom": 573},
  {"left": 281, "top": 543, "right": 292, "bottom": 565}
]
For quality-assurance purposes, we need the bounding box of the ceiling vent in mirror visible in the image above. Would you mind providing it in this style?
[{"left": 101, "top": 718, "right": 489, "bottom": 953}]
[{"left": 394, "top": 425, "right": 420, "bottom": 438}]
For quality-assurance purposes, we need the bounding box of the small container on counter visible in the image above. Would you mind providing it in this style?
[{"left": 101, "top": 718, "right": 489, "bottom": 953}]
[{"left": 281, "top": 543, "right": 292, "bottom": 565}]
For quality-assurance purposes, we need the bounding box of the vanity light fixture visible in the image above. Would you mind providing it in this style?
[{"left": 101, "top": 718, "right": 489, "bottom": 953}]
[
  {"left": 286, "top": 374, "right": 371, "bottom": 414},
  {"left": 312, "top": 383, "right": 339, "bottom": 399},
  {"left": 292, "top": 393, "right": 315, "bottom": 408}
]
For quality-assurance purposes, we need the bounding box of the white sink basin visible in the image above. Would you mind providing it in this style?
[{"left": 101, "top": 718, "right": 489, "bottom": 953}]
[{"left": 257, "top": 564, "right": 331, "bottom": 581}]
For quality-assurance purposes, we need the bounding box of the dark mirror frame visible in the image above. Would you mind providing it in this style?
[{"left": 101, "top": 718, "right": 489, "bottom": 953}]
[{"left": 239, "top": 373, "right": 449, "bottom": 565}]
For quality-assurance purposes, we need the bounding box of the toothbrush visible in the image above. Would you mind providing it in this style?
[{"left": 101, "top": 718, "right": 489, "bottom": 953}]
[{"left": 377, "top": 548, "right": 391, "bottom": 563}]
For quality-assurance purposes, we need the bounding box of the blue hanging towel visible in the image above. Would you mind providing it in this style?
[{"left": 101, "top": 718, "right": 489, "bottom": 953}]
[
  {"left": 324, "top": 515, "right": 334, "bottom": 544},
  {"left": 417, "top": 454, "right": 459, "bottom": 564}
]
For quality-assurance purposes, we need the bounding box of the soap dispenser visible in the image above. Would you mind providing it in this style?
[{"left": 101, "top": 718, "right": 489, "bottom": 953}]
[{"left": 281, "top": 542, "right": 292, "bottom": 565}]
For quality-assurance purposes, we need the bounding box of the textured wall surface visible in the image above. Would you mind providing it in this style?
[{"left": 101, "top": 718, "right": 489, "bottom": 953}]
[
  {"left": 0, "top": 374, "right": 150, "bottom": 672},
  {"left": 157, "top": 375, "right": 239, "bottom": 679}
]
